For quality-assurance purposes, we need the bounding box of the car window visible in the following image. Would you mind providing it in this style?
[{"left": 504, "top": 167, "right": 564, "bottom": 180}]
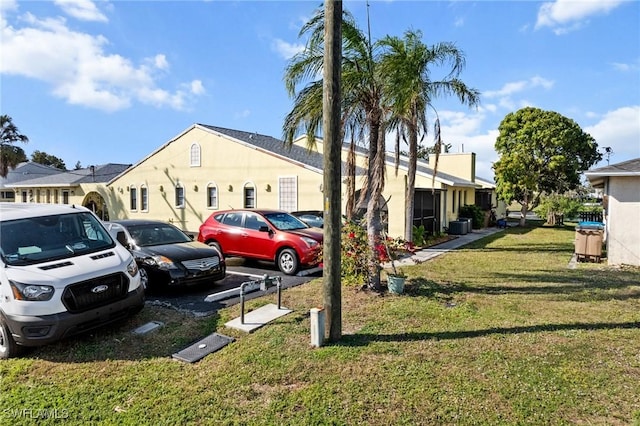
[
  {"left": 264, "top": 212, "right": 309, "bottom": 231},
  {"left": 127, "top": 224, "right": 191, "bottom": 246},
  {"left": 244, "top": 212, "right": 267, "bottom": 231},
  {"left": 221, "top": 213, "right": 243, "bottom": 227}
]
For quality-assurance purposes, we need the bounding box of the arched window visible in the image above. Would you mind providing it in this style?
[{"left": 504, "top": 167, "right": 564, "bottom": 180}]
[
  {"left": 175, "top": 183, "right": 185, "bottom": 208},
  {"left": 243, "top": 182, "right": 255, "bottom": 208},
  {"left": 130, "top": 186, "right": 138, "bottom": 211},
  {"left": 206, "top": 182, "right": 218, "bottom": 209},
  {"left": 140, "top": 184, "right": 148, "bottom": 211},
  {"left": 190, "top": 143, "right": 201, "bottom": 167}
]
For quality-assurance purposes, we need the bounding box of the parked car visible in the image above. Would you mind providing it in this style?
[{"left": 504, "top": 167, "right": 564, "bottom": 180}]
[
  {"left": 0, "top": 203, "right": 144, "bottom": 359},
  {"left": 104, "top": 220, "right": 226, "bottom": 291},
  {"left": 291, "top": 210, "right": 324, "bottom": 228},
  {"left": 197, "top": 209, "right": 323, "bottom": 275}
]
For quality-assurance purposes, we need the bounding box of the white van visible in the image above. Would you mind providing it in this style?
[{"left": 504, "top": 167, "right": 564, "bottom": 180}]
[{"left": 0, "top": 203, "right": 144, "bottom": 359}]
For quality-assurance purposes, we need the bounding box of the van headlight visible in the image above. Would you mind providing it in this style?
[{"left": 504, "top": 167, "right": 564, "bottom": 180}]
[
  {"left": 9, "top": 280, "right": 54, "bottom": 301},
  {"left": 144, "top": 255, "right": 178, "bottom": 270},
  {"left": 126, "top": 259, "right": 139, "bottom": 277}
]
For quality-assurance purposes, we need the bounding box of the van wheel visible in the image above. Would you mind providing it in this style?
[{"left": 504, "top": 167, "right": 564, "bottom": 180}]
[
  {"left": 277, "top": 248, "right": 298, "bottom": 275},
  {"left": 0, "top": 318, "right": 21, "bottom": 360}
]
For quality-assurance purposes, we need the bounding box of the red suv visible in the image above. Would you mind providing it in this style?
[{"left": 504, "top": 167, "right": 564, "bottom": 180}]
[{"left": 197, "top": 209, "right": 323, "bottom": 275}]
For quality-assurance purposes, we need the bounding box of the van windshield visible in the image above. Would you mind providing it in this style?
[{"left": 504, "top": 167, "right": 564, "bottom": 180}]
[{"left": 0, "top": 212, "right": 115, "bottom": 266}]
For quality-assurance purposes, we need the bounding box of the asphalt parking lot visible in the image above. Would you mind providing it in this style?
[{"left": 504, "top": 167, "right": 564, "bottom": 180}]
[{"left": 145, "top": 257, "right": 322, "bottom": 316}]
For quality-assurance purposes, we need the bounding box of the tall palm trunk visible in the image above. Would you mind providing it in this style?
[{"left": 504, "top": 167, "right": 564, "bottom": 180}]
[
  {"left": 404, "top": 115, "right": 418, "bottom": 241},
  {"left": 366, "top": 121, "right": 386, "bottom": 291}
]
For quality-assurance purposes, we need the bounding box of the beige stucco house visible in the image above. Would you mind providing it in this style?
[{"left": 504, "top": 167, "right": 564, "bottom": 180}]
[
  {"left": 585, "top": 158, "right": 640, "bottom": 266},
  {"left": 104, "top": 124, "right": 499, "bottom": 238}
]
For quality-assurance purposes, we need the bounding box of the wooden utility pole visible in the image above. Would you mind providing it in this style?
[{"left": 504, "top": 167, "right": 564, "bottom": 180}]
[{"left": 322, "top": 0, "right": 342, "bottom": 341}]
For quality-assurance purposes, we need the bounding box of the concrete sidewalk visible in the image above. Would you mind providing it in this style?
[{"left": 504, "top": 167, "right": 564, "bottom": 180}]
[{"left": 388, "top": 227, "right": 506, "bottom": 267}]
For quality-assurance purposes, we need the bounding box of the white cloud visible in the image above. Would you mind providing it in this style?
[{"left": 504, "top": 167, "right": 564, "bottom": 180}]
[
  {"left": 612, "top": 60, "right": 640, "bottom": 72},
  {"left": 54, "top": 0, "right": 108, "bottom": 22},
  {"left": 482, "top": 76, "right": 552, "bottom": 115},
  {"left": 484, "top": 76, "right": 554, "bottom": 99},
  {"left": 272, "top": 38, "right": 305, "bottom": 60},
  {"left": 584, "top": 106, "right": 640, "bottom": 160},
  {"left": 234, "top": 109, "right": 251, "bottom": 119},
  {"left": 153, "top": 54, "right": 169, "bottom": 70},
  {"left": 190, "top": 80, "right": 205, "bottom": 95},
  {"left": 0, "top": 10, "right": 203, "bottom": 112},
  {"left": 535, "top": 0, "right": 624, "bottom": 34}
]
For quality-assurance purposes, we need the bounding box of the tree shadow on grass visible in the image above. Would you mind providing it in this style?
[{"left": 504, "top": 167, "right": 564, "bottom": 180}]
[
  {"left": 336, "top": 320, "right": 640, "bottom": 346},
  {"left": 406, "top": 267, "right": 640, "bottom": 301}
]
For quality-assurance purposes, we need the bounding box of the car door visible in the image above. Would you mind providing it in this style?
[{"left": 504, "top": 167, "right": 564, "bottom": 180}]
[
  {"left": 217, "top": 212, "right": 247, "bottom": 256},
  {"left": 240, "top": 212, "right": 276, "bottom": 260}
]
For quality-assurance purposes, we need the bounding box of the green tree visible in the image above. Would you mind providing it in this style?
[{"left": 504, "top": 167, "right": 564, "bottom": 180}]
[
  {"left": 533, "top": 193, "right": 584, "bottom": 225},
  {"left": 493, "top": 107, "right": 601, "bottom": 226},
  {"left": 0, "top": 115, "right": 29, "bottom": 177},
  {"left": 31, "top": 150, "right": 67, "bottom": 170},
  {"left": 283, "top": 6, "right": 388, "bottom": 290},
  {"left": 379, "top": 29, "right": 480, "bottom": 241}
]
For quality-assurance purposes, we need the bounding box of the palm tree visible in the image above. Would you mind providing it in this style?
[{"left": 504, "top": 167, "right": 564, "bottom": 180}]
[
  {"left": 379, "top": 30, "right": 480, "bottom": 241},
  {"left": 0, "top": 115, "right": 29, "bottom": 178},
  {"left": 283, "top": 6, "right": 388, "bottom": 290}
]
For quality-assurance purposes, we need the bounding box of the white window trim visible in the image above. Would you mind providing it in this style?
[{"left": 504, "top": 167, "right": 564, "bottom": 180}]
[
  {"left": 278, "top": 176, "right": 298, "bottom": 212},
  {"left": 243, "top": 181, "right": 256, "bottom": 209},
  {"left": 190, "top": 142, "right": 201, "bottom": 167},
  {"left": 175, "top": 183, "right": 185, "bottom": 209},
  {"left": 206, "top": 181, "right": 219, "bottom": 209},
  {"left": 130, "top": 185, "right": 138, "bottom": 211},
  {"left": 140, "top": 184, "right": 149, "bottom": 212}
]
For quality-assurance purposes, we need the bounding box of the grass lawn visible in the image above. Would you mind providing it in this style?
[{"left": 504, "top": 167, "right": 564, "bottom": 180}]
[{"left": 1, "top": 222, "right": 639, "bottom": 425}]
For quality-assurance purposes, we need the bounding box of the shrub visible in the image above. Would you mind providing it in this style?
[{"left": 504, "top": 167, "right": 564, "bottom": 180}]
[
  {"left": 412, "top": 224, "right": 426, "bottom": 246},
  {"left": 340, "top": 221, "right": 412, "bottom": 286},
  {"left": 459, "top": 204, "right": 484, "bottom": 229}
]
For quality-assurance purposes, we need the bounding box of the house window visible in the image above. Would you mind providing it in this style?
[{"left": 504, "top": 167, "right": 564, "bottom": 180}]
[
  {"left": 452, "top": 190, "right": 456, "bottom": 213},
  {"left": 243, "top": 184, "right": 255, "bottom": 208},
  {"left": 207, "top": 183, "right": 218, "bottom": 209},
  {"left": 278, "top": 176, "right": 297, "bottom": 211},
  {"left": 21, "top": 191, "right": 27, "bottom": 203},
  {"left": 62, "top": 190, "right": 70, "bottom": 204},
  {"left": 190, "top": 143, "right": 201, "bottom": 167},
  {"left": 130, "top": 187, "right": 138, "bottom": 211},
  {"left": 175, "top": 184, "right": 185, "bottom": 208},
  {"left": 0, "top": 191, "right": 15, "bottom": 201},
  {"left": 141, "top": 186, "right": 148, "bottom": 211},
  {"left": 54, "top": 190, "right": 59, "bottom": 204},
  {"left": 46, "top": 189, "right": 51, "bottom": 203}
]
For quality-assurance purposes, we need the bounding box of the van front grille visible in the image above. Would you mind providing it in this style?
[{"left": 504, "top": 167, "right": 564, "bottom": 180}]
[{"left": 61, "top": 273, "right": 129, "bottom": 313}]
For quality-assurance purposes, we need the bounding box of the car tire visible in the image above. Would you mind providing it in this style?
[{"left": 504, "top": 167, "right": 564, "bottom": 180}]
[
  {"left": 0, "top": 316, "right": 21, "bottom": 360},
  {"left": 277, "top": 248, "right": 299, "bottom": 275},
  {"left": 207, "top": 241, "right": 223, "bottom": 255}
]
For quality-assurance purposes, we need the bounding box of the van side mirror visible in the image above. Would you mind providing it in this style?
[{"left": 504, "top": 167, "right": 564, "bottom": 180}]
[{"left": 116, "top": 231, "right": 129, "bottom": 247}]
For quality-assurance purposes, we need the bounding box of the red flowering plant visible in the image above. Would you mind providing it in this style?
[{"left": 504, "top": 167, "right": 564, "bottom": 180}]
[
  {"left": 340, "top": 221, "right": 413, "bottom": 286},
  {"left": 379, "top": 233, "right": 415, "bottom": 278},
  {"left": 340, "top": 221, "right": 370, "bottom": 286}
]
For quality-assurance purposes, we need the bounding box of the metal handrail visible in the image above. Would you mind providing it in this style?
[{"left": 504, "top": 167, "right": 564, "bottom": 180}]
[{"left": 239, "top": 274, "right": 283, "bottom": 324}]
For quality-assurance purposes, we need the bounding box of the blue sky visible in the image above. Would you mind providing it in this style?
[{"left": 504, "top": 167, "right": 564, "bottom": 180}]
[{"left": 1, "top": 0, "right": 639, "bottom": 181}]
